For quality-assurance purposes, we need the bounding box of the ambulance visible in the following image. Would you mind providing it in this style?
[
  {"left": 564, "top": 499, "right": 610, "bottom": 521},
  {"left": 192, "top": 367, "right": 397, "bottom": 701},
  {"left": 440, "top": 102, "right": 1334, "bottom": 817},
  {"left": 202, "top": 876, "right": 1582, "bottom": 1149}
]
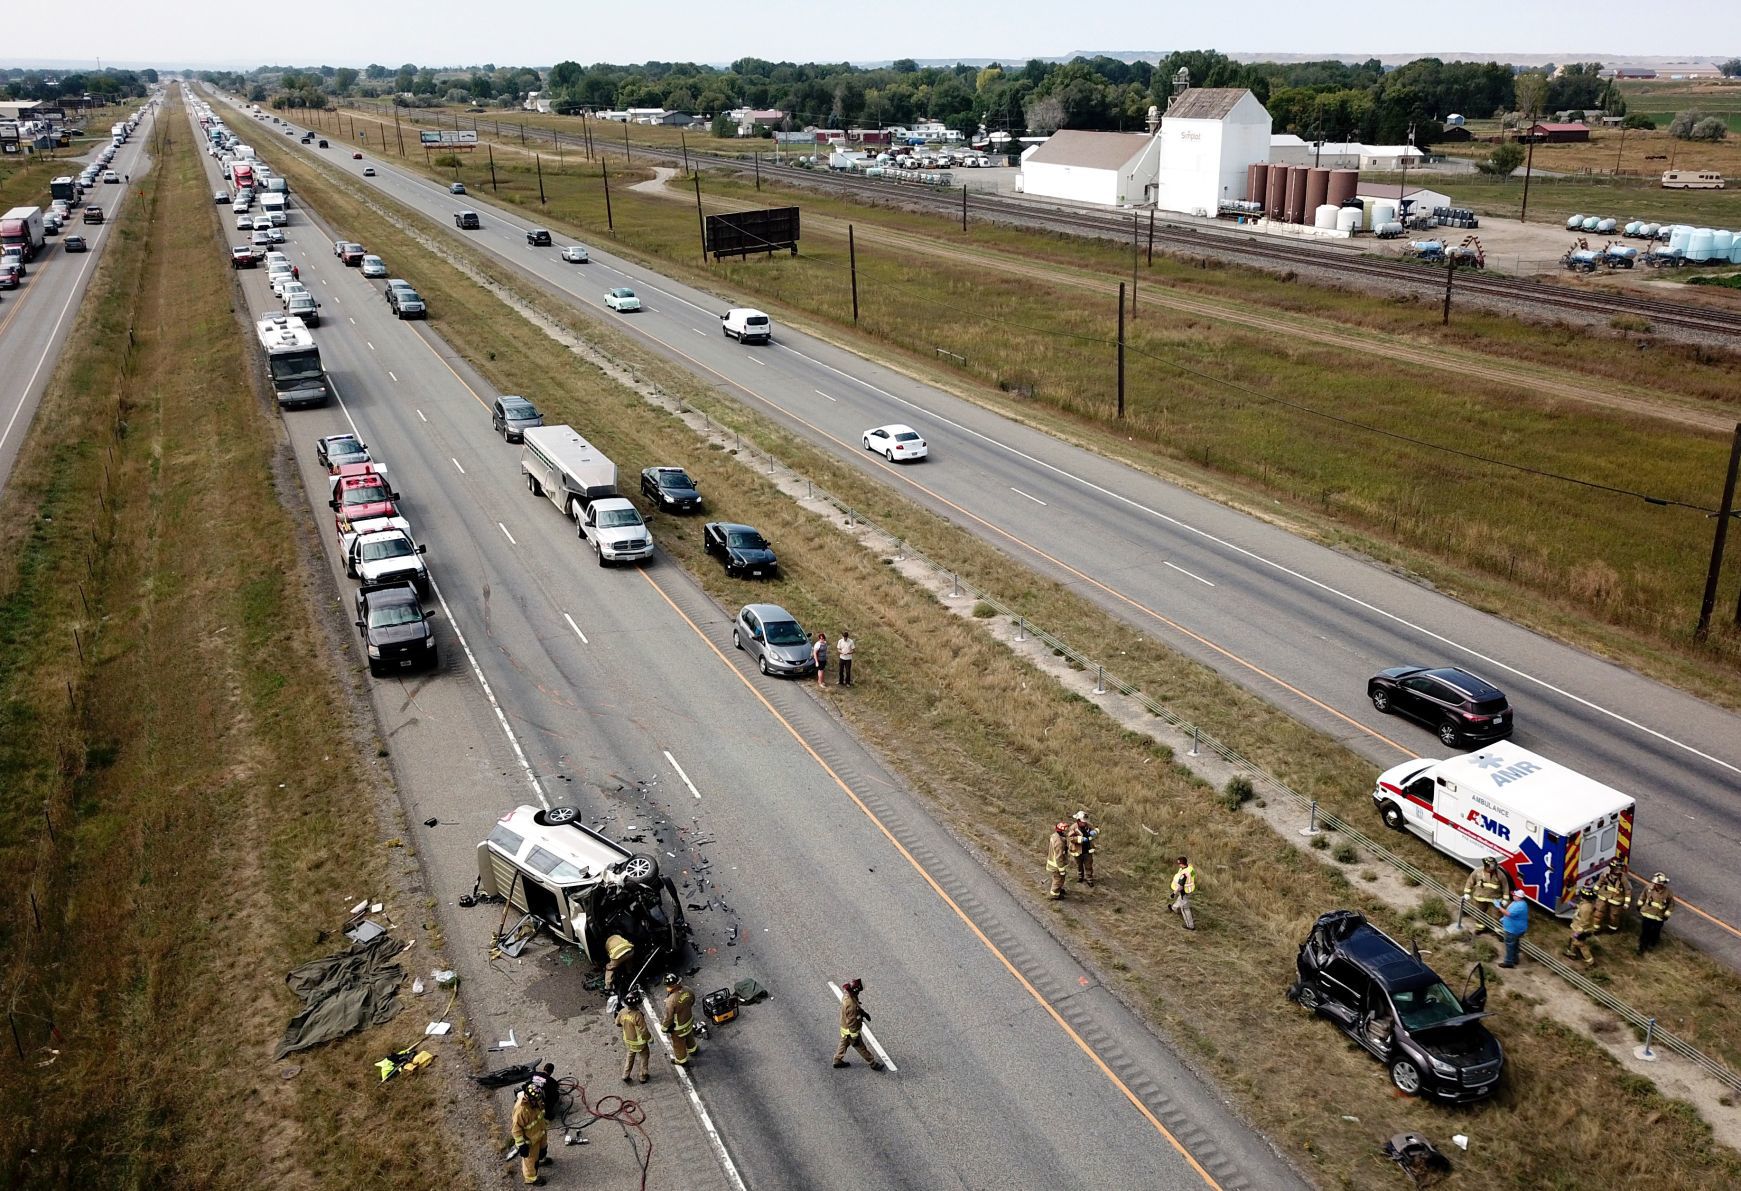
[{"left": 1372, "top": 741, "right": 1634, "bottom": 916}]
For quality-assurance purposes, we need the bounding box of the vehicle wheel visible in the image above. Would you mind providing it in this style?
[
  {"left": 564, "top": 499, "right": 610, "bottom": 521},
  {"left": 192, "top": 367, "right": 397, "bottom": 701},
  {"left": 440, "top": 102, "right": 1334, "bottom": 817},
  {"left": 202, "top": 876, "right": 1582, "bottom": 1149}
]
[
  {"left": 568, "top": 497, "right": 582, "bottom": 520},
  {"left": 732, "top": 629, "right": 742, "bottom": 650},
  {"left": 1438, "top": 721, "right": 1462, "bottom": 748},
  {"left": 1389, "top": 1059, "right": 1424, "bottom": 1097},
  {"left": 597, "top": 547, "right": 607, "bottom": 568},
  {"left": 1370, "top": 688, "right": 1392, "bottom": 714},
  {"left": 1381, "top": 802, "right": 1408, "bottom": 832},
  {"left": 759, "top": 655, "right": 771, "bottom": 675},
  {"left": 1294, "top": 984, "right": 1322, "bottom": 1012},
  {"left": 527, "top": 472, "right": 542, "bottom": 497},
  {"left": 536, "top": 805, "right": 582, "bottom": 827},
  {"left": 618, "top": 853, "right": 660, "bottom": 887},
  {"left": 885, "top": 449, "right": 895, "bottom": 462}
]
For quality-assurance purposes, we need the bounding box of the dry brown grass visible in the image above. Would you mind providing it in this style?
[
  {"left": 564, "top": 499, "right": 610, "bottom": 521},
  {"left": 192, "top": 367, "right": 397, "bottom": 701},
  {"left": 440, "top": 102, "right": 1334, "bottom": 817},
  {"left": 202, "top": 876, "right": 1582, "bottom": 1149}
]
[
  {"left": 276, "top": 138, "right": 1741, "bottom": 1190},
  {"left": 0, "top": 89, "right": 469, "bottom": 1189}
]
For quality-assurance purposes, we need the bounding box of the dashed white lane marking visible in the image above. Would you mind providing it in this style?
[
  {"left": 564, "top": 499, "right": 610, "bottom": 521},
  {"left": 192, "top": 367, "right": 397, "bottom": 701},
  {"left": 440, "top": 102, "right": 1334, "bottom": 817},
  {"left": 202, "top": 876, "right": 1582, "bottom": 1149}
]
[
  {"left": 814, "top": 390, "right": 836, "bottom": 402},
  {"left": 498, "top": 522, "right": 517, "bottom": 545},
  {"left": 664, "top": 751, "right": 702, "bottom": 799},
  {"left": 451, "top": 457, "right": 466, "bottom": 474},
  {"left": 562, "top": 612, "right": 589, "bottom": 645},
  {"left": 1163, "top": 560, "right": 1216, "bottom": 587},
  {"left": 1010, "top": 487, "right": 1046, "bottom": 507},
  {"left": 416, "top": 409, "right": 427, "bottom": 422}
]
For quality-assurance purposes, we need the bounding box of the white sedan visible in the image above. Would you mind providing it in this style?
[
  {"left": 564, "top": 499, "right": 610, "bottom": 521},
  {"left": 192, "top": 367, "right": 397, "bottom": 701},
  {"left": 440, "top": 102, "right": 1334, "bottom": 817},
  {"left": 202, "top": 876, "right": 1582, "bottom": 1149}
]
[
  {"left": 604, "top": 287, "right": 641, "bottom": 313},
  {"left": 561, "top": 245, "right": 589, "bottom": 263},
  {"left": 862, "top": 424, "right": 928, "bottom": 462}
]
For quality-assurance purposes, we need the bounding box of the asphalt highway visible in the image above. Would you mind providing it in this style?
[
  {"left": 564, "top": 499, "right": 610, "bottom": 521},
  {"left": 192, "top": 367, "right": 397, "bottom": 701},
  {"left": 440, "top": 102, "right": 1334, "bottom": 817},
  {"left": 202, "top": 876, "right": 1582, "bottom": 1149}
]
[
  {"left": 196, "top": 94, "right": 1302, "bottom": 1191},
  {"left": 0, "top": 107, "right": 157, "bottom": 492},
  {"left": 230, "top": 98, "right": 1741, "bottom": 968}
]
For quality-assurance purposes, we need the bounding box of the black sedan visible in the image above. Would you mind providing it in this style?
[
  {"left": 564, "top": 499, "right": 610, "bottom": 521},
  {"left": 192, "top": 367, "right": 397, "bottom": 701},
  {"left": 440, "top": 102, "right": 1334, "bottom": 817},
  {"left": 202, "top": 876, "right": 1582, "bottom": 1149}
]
[
  {"left": 62, "top": 235, "right": 89, "bottom": 253},
  {"left": 1368, "top": 665, "right": 1512, "bottom": 748},
  {"left": 703, "top": 522, "right": 777, "bottom": 579},
  {"left": 640, "top": 466, "right": 701, "bottom": 513},
  {"left": 316, "top": 433, "right": 372, "bottom": 470}
]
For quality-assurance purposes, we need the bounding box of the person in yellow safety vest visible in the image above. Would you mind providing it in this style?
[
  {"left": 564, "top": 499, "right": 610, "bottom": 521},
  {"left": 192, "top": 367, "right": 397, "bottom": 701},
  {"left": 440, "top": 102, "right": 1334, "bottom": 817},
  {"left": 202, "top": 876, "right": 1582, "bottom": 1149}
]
[
  {"left": 1046, "top": 822, "right": 1071, "bottom": 900},
  {"left": 1564, "top": 886, "right": 1601, "bottom": 967},
  {"left": 661, "top": 973, "right": 699, "bottom": 1066},
  {"left": 617, "top": 991, "right": 652, "bottom": 1084},
  {"left": 832, "top": 977, "right": 885, "bottom": 1070},
  {"left": 1461, "top": 858, "right": 1513, "bottom": 934},
  {"left": 1593, "top": 860, "right": 1631, "bottom": 932},
  {"left": 510, "top": 1080, "right": 550, "bottom": 1186},
  {"left": 603, "top": 933, "right": 635, "bottom": 996},
  {"left": 1170, "top": 856, "right": 1196, "bottom": 931},
  {"left": 1637, "top": 873, "right": 1675, "bottom": 957},
  {"left": 1068, "top": 810, "right": 1098, "bottom": 886}
]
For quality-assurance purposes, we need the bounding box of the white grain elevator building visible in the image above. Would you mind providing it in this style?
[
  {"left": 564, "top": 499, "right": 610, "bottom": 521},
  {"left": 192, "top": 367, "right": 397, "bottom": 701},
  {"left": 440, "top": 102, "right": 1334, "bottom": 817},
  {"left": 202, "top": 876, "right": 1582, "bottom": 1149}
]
[{"left": 1154, "top": 88, "right": 1272, "bottom": 216}]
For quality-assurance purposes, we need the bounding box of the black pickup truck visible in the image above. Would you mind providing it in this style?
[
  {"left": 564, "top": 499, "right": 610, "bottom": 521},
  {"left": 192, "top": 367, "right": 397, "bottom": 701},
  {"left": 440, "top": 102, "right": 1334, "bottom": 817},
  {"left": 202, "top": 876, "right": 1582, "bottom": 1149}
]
[{"left": 355, "top": 582, "right": 437, "bottom": 677}]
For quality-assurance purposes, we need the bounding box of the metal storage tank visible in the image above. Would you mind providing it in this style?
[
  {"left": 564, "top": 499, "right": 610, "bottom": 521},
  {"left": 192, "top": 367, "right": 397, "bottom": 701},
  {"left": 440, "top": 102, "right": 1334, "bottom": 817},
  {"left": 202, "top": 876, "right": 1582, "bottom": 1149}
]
[
  {"left": 1314, "top": 203, "right": 1339, "bottom": 229},
  {"left": 1327, "top": 169, "right": 1358, "bottom": 208},
  {"left": 1596, "top": 218, "right": 1617, "bottom": 234},
  {"left": 1266, "top": 166, "right": 1288, "bottom": 219},
  {"left": 1247, "top": 162, "right": 1269, "bottom": 204},
  {"left": 1335, "top": 207, "right": 1362, "bottom": 233},
  {"left": 1304, "top": 167, "right": 1330, "bottom": 214},
  {"left": 1580, "top": 216, "right": 1600, "bottom": 232},
  {"left": 1372, "top": 201, "right": 1397, "bottom": 229},
  {"left": 1688, "top": 228, "right": 1715, "bottom": 261},
  {"left": 1731, "top": 239, "right": 1741, "bottom": 264},
  {"left": 1566, "top": 214, "right": 1585, "bottom": 229},
  {"left": 1668, "top": 225, "right": 1693, "bottom": 254},
  {"left": 1285, "top": 166, "right": 1307, "bottom": 222},
  {"left": 1623, "top": 220, "right": 1642, "bottom": 236},
  {"left": 1713, "top": 230, "right": 1735, "bottom": 258}
]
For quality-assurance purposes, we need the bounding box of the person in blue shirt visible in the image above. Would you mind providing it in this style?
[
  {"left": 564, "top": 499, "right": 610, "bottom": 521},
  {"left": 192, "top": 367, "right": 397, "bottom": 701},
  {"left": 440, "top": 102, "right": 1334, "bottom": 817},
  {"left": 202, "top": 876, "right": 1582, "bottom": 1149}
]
[{"left": 1495, "top": 892, "right": 1530, "bottom": 967}]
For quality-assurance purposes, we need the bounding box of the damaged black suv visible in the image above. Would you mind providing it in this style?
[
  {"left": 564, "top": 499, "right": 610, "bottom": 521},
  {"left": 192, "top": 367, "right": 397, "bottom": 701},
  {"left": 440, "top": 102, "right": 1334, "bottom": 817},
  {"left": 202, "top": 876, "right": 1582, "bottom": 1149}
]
[{"left": 1288, "top": 910, "right": 1503, "bottom": 1103}]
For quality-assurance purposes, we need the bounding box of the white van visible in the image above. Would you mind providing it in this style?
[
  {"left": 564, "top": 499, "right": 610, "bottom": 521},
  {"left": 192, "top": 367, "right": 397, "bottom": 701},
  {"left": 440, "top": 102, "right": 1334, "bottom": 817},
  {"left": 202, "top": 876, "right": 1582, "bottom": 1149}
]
[
  {"left": 1373, "top": 741, "right": 1634, "bottom": 915},
  {"left": 720, "top": 307, "right": 772, "bottom": 344},
  {"left": 520, "top": 425, "right": 618, "bottom": 520}
]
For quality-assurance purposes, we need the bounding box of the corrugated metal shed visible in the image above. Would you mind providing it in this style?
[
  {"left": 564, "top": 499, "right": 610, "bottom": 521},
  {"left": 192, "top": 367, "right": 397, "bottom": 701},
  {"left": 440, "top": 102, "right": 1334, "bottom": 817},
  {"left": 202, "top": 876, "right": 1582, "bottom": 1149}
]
[
  {"left": 1164, "top": 88, "right": 1252, "bottom": 121},
  {"left": 1023, "top": 130, "right": 1155, "bottom": 171}
]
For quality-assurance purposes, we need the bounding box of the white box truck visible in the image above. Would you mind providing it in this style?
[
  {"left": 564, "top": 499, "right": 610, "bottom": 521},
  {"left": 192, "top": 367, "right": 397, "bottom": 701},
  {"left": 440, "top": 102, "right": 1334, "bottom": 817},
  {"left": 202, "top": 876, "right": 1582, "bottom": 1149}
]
[
  {"left": 520, "top": 425, "right": 618, "bottom": 520},
  {"left": 1373, "top": 741, "right": 1634, "bottom": 915}
]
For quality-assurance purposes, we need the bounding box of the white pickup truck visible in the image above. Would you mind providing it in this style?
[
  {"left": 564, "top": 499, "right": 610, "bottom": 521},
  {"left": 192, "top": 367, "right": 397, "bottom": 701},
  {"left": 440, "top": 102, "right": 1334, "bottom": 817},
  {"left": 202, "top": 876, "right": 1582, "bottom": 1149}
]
[
  {"left": 341, "top": 516, "right": 430, "bottom": 595},
  {"left": 579, "top": 497, "right": 653, "bottom": 567}
]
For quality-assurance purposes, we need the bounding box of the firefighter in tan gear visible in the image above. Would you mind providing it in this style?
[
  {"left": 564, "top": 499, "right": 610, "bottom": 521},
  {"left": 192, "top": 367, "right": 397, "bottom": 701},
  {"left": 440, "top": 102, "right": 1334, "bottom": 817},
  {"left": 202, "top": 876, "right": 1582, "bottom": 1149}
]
[
  {"left": 1068, "top": 810, "right": 1098, "bottom": 886},
  {"left": 1461, "top": 858, "right": 1512, "bottom": 934},
  {"left": 1046, "top": 822, "right": 1070, "bottom": 900},
  {"left": 510, "top": 1080, "right": 550, "bottom": 1186},
  {"left": 1564, "top": 886, "right": 1601, "bottom": 967},
  {"left": 617, "top": 991, "right": 652, "bottom": 1084},
  {"left": 603, "top": 933, "right": 635, "bottom": 997},
  {"left": 831, "top": 978, "right": 885, "bottom": 1070},
  {"left": 1170, "top": 856, "right": 1196, "bottom": 931},
  {"left": 661, "top": 973, "right": 699, "bottom": 1067},
  {"left": 1593, "top": 860, "right": 1631, "bottom": 932},
  {"left": 1637, "top": 873, "right": 1675, "bottom": 956}
]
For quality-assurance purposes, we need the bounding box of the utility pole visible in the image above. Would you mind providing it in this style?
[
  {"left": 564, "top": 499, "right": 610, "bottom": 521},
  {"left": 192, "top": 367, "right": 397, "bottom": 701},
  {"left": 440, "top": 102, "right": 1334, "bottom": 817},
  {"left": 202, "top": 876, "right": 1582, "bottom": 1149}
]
[
  {"left": 602, "top": 159, "right": 614, "bottom": 231},
  {"left": 1116, "top": 282, "right": 1126, "bottom": 420},
  {"left": 623, "top": 120, "right": 631, "bottom": 162},
  {"left": 536, "top": 153, "right": 545, "bottom": 204},
  {"left": 488, "top": 144, "right": 497, "bottom": 191},
  {"left": 961, "top": 184, "right": 968, "bottom": 233},
  {"left": 695, "top": 174, "right": 707, "bottom": 262},
  {"left": 848, "top": 225, "right": 859, "bottom": 322},
  {"left": 1398, "top": 122, "right": 1414, "bottom": 222},
  {"left": 1443, "top": 259, "right": 1457, "bottom": 324},
  {"left": 1131, "top": 212, "right": 1139, "bottom": 315},
  {"left": 681, "top": 128, "right": 690, "bottom": 176},
  {"left": 1697, "top": 423, "right": 1741, "bottom": 640},
  {"left": 1147, "top": 207, "right": 1155, "bottom": 265},
  {"left": 755, "top": 151, "right": 761, "bottom": 190},
  {"left": 392, "top": 102, "right": 403, "bottom": 156},
  {"left": 1615, "top": 123, "right": 1628, "bottom": 174}
]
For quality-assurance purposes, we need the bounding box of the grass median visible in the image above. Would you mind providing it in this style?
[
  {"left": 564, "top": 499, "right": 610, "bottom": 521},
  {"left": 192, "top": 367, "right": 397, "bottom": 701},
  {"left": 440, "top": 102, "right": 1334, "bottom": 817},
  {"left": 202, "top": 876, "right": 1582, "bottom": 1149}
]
[
  {"left": 272, "top": 124, "right": 1741, "bottom": 1190},
  {"left": 0, "top": 90, "right": 469, "bottom": 1188},
  {"left": 314, "top": 105, "right": 1741, "bottom": 706}
]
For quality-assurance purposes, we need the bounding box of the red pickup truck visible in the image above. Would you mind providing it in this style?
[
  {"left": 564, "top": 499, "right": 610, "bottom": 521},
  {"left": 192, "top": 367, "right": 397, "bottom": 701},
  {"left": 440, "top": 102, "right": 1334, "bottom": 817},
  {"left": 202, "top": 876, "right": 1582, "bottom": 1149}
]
[{"left": 330, "top": 474, "right": 399, "bottom": 535}]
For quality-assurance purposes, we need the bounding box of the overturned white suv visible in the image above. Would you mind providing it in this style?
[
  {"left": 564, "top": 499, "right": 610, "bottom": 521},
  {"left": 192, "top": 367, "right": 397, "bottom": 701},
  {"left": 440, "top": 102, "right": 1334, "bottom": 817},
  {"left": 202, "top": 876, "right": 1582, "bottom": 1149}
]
[{"left": 477, "top": 805, "right": 688, "bottom": 970}]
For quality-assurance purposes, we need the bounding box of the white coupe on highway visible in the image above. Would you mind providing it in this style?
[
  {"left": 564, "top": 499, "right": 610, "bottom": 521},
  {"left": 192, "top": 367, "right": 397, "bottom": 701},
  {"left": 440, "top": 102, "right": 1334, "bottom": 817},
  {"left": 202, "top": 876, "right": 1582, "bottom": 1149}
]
[
  {"left": 862, "top": 424, "right": 928, "bottom": 462},
  {"left": 604, "top": 287, "right": 641, "bottom": 313}
]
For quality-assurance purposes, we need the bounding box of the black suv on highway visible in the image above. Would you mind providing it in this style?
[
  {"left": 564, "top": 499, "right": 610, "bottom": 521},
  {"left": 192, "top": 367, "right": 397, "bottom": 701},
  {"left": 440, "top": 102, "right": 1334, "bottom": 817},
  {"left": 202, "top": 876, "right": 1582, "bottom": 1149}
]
[
  {"left": 1288, "top": 910, "right": 1503, "bottom": 1103},
  {"left": 527, "top": 227, "right": 552, "bottom": 246},
  {"left": 1367, "top": 665, "right": 1512, "bottom": 748},
  {"left": 355, "top": 582, "right": 437, "bottom": 676}
]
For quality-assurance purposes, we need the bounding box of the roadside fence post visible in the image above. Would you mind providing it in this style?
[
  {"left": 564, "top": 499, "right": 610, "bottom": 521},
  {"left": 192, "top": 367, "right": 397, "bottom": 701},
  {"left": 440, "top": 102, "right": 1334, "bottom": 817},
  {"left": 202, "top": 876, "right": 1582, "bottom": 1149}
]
[
  {"left": 1636, "top": 1018, "right": 1659, "bottom": 1062},
  {"left": 1299, "top": 798, "right": 1321, "bottom": 836},
  {"left": 1094, "top": 665, "right": 1106, "bottom": 694},
  {"left": 950, "top": 572, "right": 960, "bottom": 597},
  {"left": 1014, "top": 617, "right": 1026, "bottom": 642}
]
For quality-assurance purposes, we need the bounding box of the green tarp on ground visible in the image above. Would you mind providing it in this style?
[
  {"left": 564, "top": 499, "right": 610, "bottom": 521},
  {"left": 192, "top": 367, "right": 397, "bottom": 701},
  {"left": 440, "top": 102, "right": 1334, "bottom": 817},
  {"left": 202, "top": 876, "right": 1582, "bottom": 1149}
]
[{"left": 273, "top": 935, "right": 407, "bottom": 1059}]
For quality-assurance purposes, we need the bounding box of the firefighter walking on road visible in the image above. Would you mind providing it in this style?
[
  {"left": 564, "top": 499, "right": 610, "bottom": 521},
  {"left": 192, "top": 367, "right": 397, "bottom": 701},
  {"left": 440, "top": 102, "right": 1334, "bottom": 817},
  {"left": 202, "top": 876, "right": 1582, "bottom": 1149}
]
[
  {"left": 1170, "top": 856, "right": 1197, "bottom": 931},
  {"left": 832, "top": 978, "right": 885, "bottom": 1070},
  {"left": 1594, "top": 861, "right": 1631, "bottom": 932},
  {"left": 617, "top": 991, "right": 652, "bottom": 1084},
  {"left": 1565, "top": 886, "right": 1600, "bottom": 967},
  {"left": 1638, "top": 873, "right": 1675, "bottom": 956},
  {"left": 1068, "top": 810, "right": 1098, "bottom": 886},
  {"left": 662, "top": 973, "right": 699, "bottom": 1067},
  {"left": 1046, "top": 822, "right": 1070, "bottom": 900},
  {"left": 510, "top": 1080, "right": 550, "bottom": 1186},
  {"left": 1462, "top": 858, "right": 1512, "bottom": 934}
]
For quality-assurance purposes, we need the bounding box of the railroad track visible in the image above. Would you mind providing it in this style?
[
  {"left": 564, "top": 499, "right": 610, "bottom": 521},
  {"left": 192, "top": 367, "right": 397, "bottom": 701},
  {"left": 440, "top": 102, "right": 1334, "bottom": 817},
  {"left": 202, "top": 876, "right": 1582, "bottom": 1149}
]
[{"left": 364, "top": 104, "right": 1741, "bottom": 337}]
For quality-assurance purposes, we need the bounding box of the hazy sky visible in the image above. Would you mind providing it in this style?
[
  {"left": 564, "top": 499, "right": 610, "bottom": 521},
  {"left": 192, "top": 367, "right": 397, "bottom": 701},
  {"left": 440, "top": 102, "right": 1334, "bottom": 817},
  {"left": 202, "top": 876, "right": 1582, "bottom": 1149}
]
[{"left": 7, "top": 0, "right": 1737, "bottom": 69}]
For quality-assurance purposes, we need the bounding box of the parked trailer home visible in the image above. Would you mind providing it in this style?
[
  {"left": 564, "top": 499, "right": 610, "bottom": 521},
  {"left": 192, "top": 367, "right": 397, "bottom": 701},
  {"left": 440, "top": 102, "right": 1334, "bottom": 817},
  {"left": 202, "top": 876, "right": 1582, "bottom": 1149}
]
[
  {"left": 519, "top": 425, "right": 618, "bottom": 520},
  {"left": 1373, "top": 742, "right": 1634, "bottom": 915},
  {"left": 1661, "top": 170, "right": 1725, "bottom": 189}
]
